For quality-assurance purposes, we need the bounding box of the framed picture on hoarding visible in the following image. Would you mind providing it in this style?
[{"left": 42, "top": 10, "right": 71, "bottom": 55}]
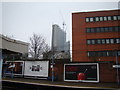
[
  {"left": 64, "top": 63, "right": 99, "bottom": 83},
  {"left": 4, "top": 61, "right": 24, "bottom": 76},
  {"left": 24, "top": 61, "right": 49, "bottom": 78}
]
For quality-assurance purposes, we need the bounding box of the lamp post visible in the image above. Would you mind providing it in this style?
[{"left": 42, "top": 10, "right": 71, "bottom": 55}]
[
  {"left": 51, "top": 24, "right": 55, "bottom": 82},
  {"left": 115, "top": 50, "right": 119, "bottom": 85}
]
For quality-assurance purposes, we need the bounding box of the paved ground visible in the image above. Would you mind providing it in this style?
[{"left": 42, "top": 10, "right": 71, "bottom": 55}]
[{"left": 2, "top": 77, "right": 120, "bottom": 90}]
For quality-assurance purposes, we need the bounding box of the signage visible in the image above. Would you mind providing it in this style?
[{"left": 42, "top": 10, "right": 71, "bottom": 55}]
[
  {"left": 4, "top": 61, "right": 24, "bottom": 76},
  {"left": 113, "top": 65, "right": 120, "bottom": 68},
  {"left": 64, "top": 63, "right": 99, "bottom": 82},
  {"left": 24, "top": 61, "right": 49, "bottom": 77}
]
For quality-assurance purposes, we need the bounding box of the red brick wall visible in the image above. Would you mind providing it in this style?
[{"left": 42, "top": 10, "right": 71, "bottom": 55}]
[
  {"left": 99, "top": 63, "right": 120, "bottom": 83},
  {"left": 72, "top": 10, "right": 120, "bottom": 63}
]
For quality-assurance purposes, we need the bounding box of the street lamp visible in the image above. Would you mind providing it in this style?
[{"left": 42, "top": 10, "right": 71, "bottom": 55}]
[{"left": 115, "top": 50, "right": 119, "bottom": 85}]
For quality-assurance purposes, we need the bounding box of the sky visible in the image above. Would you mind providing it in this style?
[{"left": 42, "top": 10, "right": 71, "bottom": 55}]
[{"left": 0, "top": 1, "right": 119, "bottom": 48}]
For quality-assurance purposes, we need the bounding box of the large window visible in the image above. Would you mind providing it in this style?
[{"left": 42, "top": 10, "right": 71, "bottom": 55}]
[
  {"left": 87, "top": 38, "right": 120, "bottom": 45},
  {"left": 86, "top": 15, "right": 120, "bottom": 22},
  {"left": 86, "top": 26, "right": 120, "bottom": 33},
  {"left": 88, "top": 51, "right": 120, "bottom": 57}
]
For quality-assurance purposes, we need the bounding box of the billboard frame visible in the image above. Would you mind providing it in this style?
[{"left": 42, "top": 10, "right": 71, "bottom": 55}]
[
  {"left": 64, "top": 63, "right": 99, "bottom": 83},
  {"left": 5, "top": 61, "right": 24, "bottom": 76},
  {"left": 24, "top": 61, "right": 49, "bottom": 79}
]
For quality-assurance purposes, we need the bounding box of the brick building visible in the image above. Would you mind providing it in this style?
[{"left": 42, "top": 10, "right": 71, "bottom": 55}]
[
  {"left": 72, "top": 9, "right": 120, "bottom": 62},
  {"left": 72, "top": 9, "right": 120, "bottom": 82}
]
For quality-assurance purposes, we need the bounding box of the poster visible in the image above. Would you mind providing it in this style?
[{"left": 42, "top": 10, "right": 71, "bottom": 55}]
[
  {"left": 4, "top": 61, "right": 24, "bottom": 76},
  {"left": 64, "top": 63, "right": 99, "bottom": 82},
  {"left": 24, "top": 61, "right": 49, "bottom": 77}
]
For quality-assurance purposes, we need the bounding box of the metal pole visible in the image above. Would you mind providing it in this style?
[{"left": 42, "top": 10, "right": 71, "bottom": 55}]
[
  {"left": 116, "top": 51, "right": 119, "bottom": 85},
  {"left": 51, "top": 24, "right": 55, "bottom": 82}
]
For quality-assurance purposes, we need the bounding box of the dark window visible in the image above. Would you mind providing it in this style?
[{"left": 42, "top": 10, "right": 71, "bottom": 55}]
[
  {"left": 114, "top": 27, "right": 119, "bottom": 32},
  {"left": 86, "top": 28, "right": 91, "bottom": 33},
  {"left": 109, "top": 27, "right": 113, "bottom": 32},
  {"left": 104, "top": 27, "right": 109, "bottom": 32},
  {"left": 97, "top": 39, "right": 101, "bottom": 44},
  {"left": 96, "top": 28, "right": 100, "bottom": 32},
  {"left": 118, "top": 51, "right": 120, "bottom": 56},
  {"left": 100, "top": 27, "right": 104, "bottom": 32},
  {"left": 108, "top": 51, "right": 116, "bottom": 56}
]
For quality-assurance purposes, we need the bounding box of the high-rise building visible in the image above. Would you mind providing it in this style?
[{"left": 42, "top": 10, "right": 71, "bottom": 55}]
[
  {"left": 51, "top": 24, "right": 70, "bottom": 59},
  {"left": 52, "top": 24, "right": 66, "bottom": 52}
]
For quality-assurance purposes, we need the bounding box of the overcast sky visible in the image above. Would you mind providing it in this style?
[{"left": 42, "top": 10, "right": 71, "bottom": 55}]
[{"left": 0, "top": 1, "right": 119, "bottom": 47}]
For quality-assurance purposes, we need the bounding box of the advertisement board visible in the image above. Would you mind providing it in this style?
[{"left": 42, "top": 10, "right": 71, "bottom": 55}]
[
  {"left": 64, "top": 63, "right": 99, "bottom": 82},
  {"left": 4, "top": 61, "right": 24, "bottom": 76},
  {"left": 24, "top": 61, "right": 49, "bottom": 78}
]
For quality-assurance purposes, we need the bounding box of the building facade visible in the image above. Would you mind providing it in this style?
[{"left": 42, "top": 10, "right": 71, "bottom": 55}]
[
  {"left": 0, "top": 34, "right": 29, "bottom": 60},
  {"left": 52, "top": 24, "right": 66, "bottom": 52},
  {"left": 72, "top": 9, "right": 120, "bottom": 63}
]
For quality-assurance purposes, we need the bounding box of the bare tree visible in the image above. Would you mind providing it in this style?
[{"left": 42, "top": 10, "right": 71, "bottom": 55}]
[{"left": 29, "top": 33, "right": 50, "bottom": 59}]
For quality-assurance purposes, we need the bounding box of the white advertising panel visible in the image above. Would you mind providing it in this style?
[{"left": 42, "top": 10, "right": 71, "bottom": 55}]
[{"left": 24, "top": 61, "right": 49, "bottom": 77}]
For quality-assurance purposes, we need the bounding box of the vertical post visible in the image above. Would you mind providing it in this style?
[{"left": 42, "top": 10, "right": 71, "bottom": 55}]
[
  {"left": 116, "top": 50, "right": 119, "bottom": 85},
  {"left": 51, "top": 24, "right": 55, "bottom": 82}
]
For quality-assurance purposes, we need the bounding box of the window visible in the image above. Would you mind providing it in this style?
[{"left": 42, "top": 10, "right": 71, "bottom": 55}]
[
  {"left": 95, "top": 17, "right": 99, "bottom": 21},
  {"left": 90, "top": 17, "right": 94, "bottom": 22},
  {"left": 87, "top": 40, "right": 91, "bottom": 44},
  {"left": 106, "top": 39, "right": 110, "bottom": 44},
  {"left": 118, "top": 51, "right": 120, "bottom": 56},
  {"left": 114, "top": 27, "right": 118, "bottom": 32},
  {"left": 86, "top": 18, "right": 89, "bottom": 22},
  {"left": 104, "top": 27, "right": 109, "bottom": 32},
  {"left": 100, "top": 27, "right": 104, "bottom": 32},
  {"left": 108, "top": 51, "right": 116, "bottom": 56},
  {"left": 103, "top": 16, "right": 107, "bottom": 21},
  {"left": 86, "top": 28, "right": 91, "bottom": 33},
  {"left": 96, "top": 28, "right": 100, "bottom": 32},
  {"left": 91, "top": 28, "right": 94, "bottom": 33},
  {"left": 109, "top": 27, "right": 113, "bottom": 32},
  {"left": 116, "top": 39, "right": 120, "bottom": 43},
  {"left": 91, "top": 40, "right": 95, "bottom": 44},
  {"left": 118, "top": 16, "right": 120, "bottom": 20},
  {"left": 113, "top": 16, "right": 117, "bottom": 20},
  {"left": 102, "top": 39, "right": 105, "bottom": 44},
  {"left": 110, "top": 39, "right": 114, "bottom": 44},
  {"left": 97, "top": 39, "right": 101, "bottom": 44},
  {"left": 100, "top": 17, "right": 103, "bottom": 21},
  {"left": 108, "top": 16, "right": 112, "bottom": 20}
]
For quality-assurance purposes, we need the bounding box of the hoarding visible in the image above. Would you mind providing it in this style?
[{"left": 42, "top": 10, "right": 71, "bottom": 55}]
[
  {"left": 4, "top": 61, "right": 24, "bottom": 76},
  {"left": 24, "top": 61, "right": 49, "bottom": 78},
  {"left": 64, "top": 63, "right": 99, "bottom": 82}
]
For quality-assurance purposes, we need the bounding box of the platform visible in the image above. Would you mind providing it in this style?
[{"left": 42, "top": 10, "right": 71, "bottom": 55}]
[{"left": 2, "top": 77, "right": 120, "bottom": 90}]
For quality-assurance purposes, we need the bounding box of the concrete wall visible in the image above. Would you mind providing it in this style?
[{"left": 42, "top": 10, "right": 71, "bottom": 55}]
[{"left": 0, "top": 34, "right": 29, "bottom": 54}]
